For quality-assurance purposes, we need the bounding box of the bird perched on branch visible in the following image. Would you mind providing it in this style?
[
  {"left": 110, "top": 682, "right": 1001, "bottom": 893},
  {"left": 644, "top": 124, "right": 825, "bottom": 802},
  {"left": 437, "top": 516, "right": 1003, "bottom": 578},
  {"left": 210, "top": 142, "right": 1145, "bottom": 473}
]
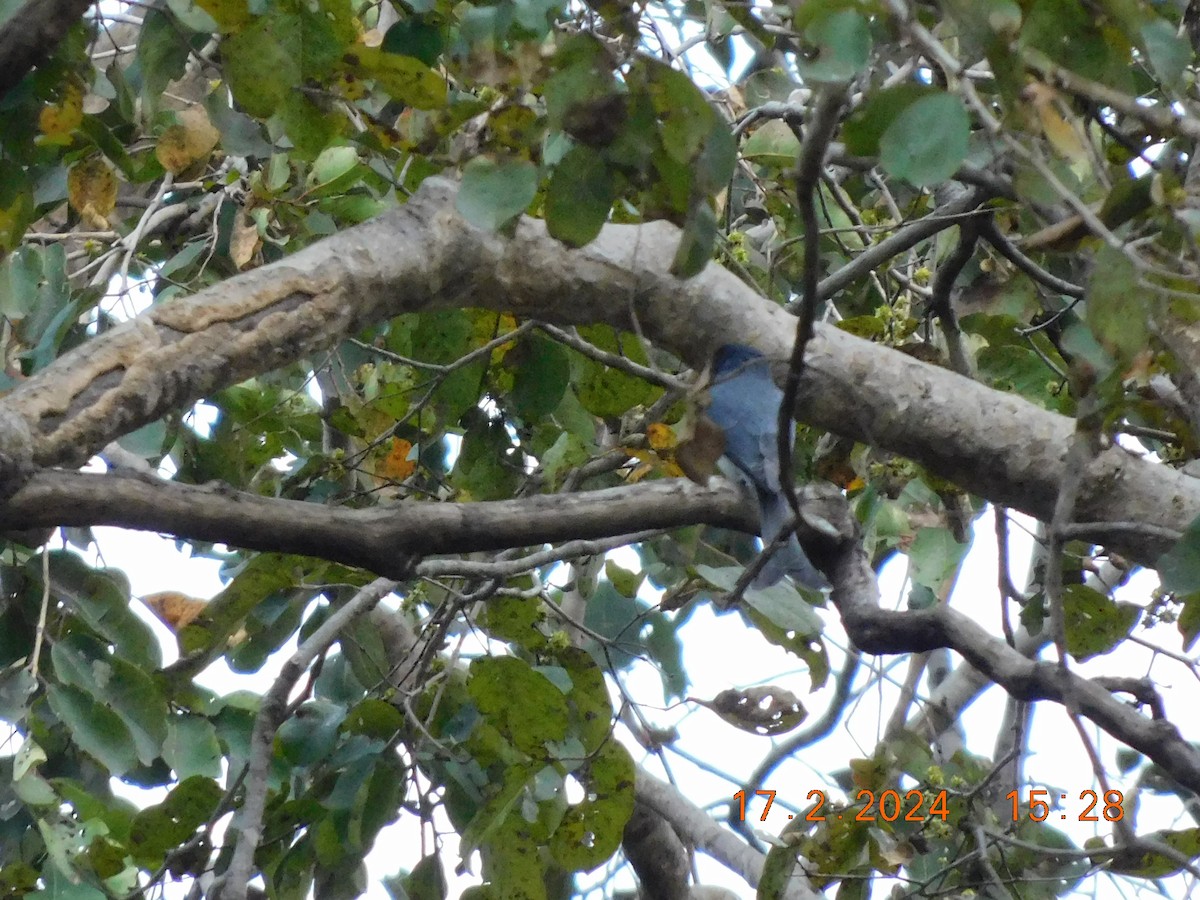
[{"left": 703, "top": 344, "right": 829, "bottom": 591}]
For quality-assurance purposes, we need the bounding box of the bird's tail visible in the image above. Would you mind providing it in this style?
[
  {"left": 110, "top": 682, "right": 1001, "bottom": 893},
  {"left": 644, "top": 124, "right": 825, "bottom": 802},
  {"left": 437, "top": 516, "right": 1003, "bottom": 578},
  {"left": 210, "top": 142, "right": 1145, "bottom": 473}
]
[{"left": 754, "top": 490, "right": 830, "bottom": 591}]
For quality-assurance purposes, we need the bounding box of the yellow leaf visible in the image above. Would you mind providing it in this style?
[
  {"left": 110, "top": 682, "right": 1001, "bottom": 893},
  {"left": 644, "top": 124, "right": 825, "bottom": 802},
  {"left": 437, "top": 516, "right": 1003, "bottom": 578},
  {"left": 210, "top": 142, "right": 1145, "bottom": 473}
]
[
  {"left": 38, "top": 84, "right": 83, "bottom": 144},
  {"left": 67, "top": 158, "right": 118, "bottom": 227},
  {"left": 646, "top": 422, "right": 676, "bottom": 451},
  {"left": 1023, "top": 82, "right": 1087, "bottom": 163},
  {"left": 156, "top": 107, "right": 220, "bottom": 174}
]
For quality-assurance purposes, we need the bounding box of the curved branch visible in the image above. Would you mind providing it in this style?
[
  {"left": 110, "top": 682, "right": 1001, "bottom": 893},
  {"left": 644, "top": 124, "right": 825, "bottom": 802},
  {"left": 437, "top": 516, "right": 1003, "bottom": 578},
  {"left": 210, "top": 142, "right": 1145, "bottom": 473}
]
[{"left": 822, "top": 537, "right": 1200, "bottom": 795}]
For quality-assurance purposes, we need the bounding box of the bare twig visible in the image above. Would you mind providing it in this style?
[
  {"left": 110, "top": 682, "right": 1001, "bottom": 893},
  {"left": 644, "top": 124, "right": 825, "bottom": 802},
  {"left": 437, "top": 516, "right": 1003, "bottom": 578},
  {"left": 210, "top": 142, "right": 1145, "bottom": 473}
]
[
  {"left": 536, "top": 322, "right": 691, "bottom": 391},
  {"left": 28, "top": 547, "right": 52, "bottom": 677},
  {"left": 1024, "top": 49, "right": 1200, "bottom": 144},
  {"left": 215, "top": 577, "right": 397, "bottom": 899},
  {"left": 780, "top": 85, "right": 848, "bottom": 537},
  {"left": 802, "top": 189, "right": 992, "bottom": 307},
  {"left": 928, "top": 215, "right": 980, "bottom": 376},
  {"left": 978, "top": 218, "right": 1085, "bottom": 298},
  {"left": 415, "top": 530, "right": 661, "bottom": 579}
]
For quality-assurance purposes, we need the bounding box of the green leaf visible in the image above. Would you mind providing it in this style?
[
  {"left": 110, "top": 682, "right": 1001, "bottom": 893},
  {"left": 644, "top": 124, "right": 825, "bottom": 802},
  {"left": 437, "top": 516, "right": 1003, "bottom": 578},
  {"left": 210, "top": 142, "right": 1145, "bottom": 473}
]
[
  {"left": 382, "top": 18, "right": 445, "bottom": 68},
  {"left": 224, "top": 13, "right": 301, "bottom": 118},
  {"left": 0, "top": 666, "right": 35, "bottom": 721},
  {"left": 475, "top": 809, "right": 548, "bottom": 899},
  {"left": 468, "top": 656, "right": 569, "bottom": 756},
  {"left": 384, "top": 854, "right": 447, "bottom": 900},
  {"left": 907, "top": 527, "right": 969, "bottom": 590},
  {"left": 1179, "top": 594, "right": 1200, "bottom": 651},
  {"left": 553, "top": 647, "right": 614, "bottom": 752},
  {"left": 47, "top": 551, "right": 161, "bottom": 670},
  {"left": 604, "top": 560, "right": 644, "bottom": 598},
  {"left": 163, "top": 714, "right": 223, "bottom": 780},
  {"left": 742, "top": 119, "right": 800, "bottom": 167},
  {"left": 1062, "top": 584, "right": 1139, "bottom": 661},
  {"left": 1140, "top": 19, "right": 1189, "bottom": 90},
  {"left": 1157, "top": 513, "right": 1200, "bottom": 593},
  {"left": 796, "top": 9, "right": 871, "bottom": 84},
  {"left": 277, "top": 700, "right": 346, "bottom": 766},
  {"left": 51, "top": 638, "right": 169, "bottom": 766},
  {"left": 456, "top": 157, "right": 538, "bottom": 231},
  {"left": 548, "top": 739, "right": 634, "bottom": 872},
  {"left": 177, "top": 553, "right": 299, "bottom": 655},
  {"left": 343, "top": 698, "right": 404, "bottom": 741},
  {"left": 46, "top": 684, "right": 137, "bottom": 776},
  {"left": 452, "top": 414, "right": 520, "bottom": 501},
  {"left": 137, "top": 6, "right": 196, "bottom": 112},
  {"left": 671, "top": 201, "right": 718, "bottom": 278},
  {"left": 353, "top": 45, "right": 447, "bottom": 110},
  {"left": 975, "top": 345, "right": 1061, "bottom": 409},
  {"left": 129, "top": 776, "right": 223, "bottom": 867},
  {"left": 480, "top": 594, "right": 546, "bottom": 649},
  {"left": 700, "top": 566, "right": 823, "bottom": 636},
  {"left": 637, "top": 57, "right": 716, "bottom": 166},
  {"left": 843, "top": 84, "right": 934, "bottom": 157},
  {"left": 545, "top": 144, "right": 616, "bottom": 247},
  {"left": 1085, "top": 245, "right": 1147, "bottom": 364},
  {"left": 1107, "top": 827, "right": 1200, "bottom": 877},
  {"left": 509, "top": 334, "right": 570, "bottom": 422},
  {"left": 878, "top": 92, "right": 970, "bottom": 187},
  {"left": 571, "top": 326, "right": 660, "bottom": 418}
]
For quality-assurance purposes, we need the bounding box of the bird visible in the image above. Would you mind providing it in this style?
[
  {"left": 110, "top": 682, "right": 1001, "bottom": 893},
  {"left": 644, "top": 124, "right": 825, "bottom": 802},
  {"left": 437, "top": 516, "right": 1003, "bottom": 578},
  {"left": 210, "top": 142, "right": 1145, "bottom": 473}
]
[{"left": 704, "top": 344, "right": 830, "bottom": 591}]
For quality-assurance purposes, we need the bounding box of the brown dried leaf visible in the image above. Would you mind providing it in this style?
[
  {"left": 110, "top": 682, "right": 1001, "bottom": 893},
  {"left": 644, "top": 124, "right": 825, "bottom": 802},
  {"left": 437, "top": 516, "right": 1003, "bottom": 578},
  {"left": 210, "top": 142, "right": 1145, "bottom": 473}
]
[{"left": 229, "top": 211, "right": 260, "bottom": 270}]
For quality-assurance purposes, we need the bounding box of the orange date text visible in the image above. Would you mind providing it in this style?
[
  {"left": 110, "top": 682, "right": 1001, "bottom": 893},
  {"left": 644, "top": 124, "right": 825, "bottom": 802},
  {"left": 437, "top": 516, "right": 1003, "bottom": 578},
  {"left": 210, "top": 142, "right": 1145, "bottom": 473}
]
[{"left": 732, "top": 788, "right": 950, "bottom": 823}]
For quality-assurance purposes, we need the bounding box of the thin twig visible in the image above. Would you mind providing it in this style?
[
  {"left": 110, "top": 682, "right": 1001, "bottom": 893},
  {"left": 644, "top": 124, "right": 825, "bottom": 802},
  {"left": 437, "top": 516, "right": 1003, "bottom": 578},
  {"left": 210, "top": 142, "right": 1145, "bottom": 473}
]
[
  {"left": 416, "top": 530, "right": 661, "bottom": 579},
  {"left": 928, "top": 215, "right": 980, "bottom": 376},
  {"left": 215, "top": 577, "right": 397, "bottom": 899},
  {"left": 536, "top": 323, "right": 691, "bottom": 391},
  {"left": 978, "top": 218, "right": 1085, "bottom": 298},
  {"left": 803, "top": 190, "right": 992, "bottom": 307},
  {"left": 779, "top": 85, "right": 848, "bottom": 537},
  {"left": 28, "top": 547, "right": 52, "bottom": 677},
  {"left": 1023, "top": 49, "right": 1200, "bottom": 144}
]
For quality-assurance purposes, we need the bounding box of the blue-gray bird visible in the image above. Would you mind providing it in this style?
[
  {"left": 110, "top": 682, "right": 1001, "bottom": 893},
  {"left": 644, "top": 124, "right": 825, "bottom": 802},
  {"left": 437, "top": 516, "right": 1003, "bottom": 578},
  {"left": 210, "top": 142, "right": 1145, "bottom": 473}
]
[{"left": 706, "top": 344, "right": 829, "bottom": 591}]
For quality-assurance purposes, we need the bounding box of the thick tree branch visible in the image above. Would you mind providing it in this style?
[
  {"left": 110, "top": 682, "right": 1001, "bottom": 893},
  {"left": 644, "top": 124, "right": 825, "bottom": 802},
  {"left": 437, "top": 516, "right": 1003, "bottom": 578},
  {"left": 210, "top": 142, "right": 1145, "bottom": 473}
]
[
  {"left": 0, "top": 471, "right": 755, "bottom": 576},
  {"left": 4, "top": 178, "right": 1198, "bottom": 568},
  {"left": 0, "top": 0, "right": 94, "bottom": 98},
  {"left": 634, "top": 767, "right": 820, "bottom": 900}
]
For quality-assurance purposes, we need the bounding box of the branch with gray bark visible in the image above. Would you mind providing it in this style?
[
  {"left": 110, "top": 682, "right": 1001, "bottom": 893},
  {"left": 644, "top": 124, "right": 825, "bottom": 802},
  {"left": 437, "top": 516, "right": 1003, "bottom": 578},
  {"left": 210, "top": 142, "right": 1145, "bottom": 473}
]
[{"left": 3, "top": 178, "right": 1197, "bottom": 568}]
